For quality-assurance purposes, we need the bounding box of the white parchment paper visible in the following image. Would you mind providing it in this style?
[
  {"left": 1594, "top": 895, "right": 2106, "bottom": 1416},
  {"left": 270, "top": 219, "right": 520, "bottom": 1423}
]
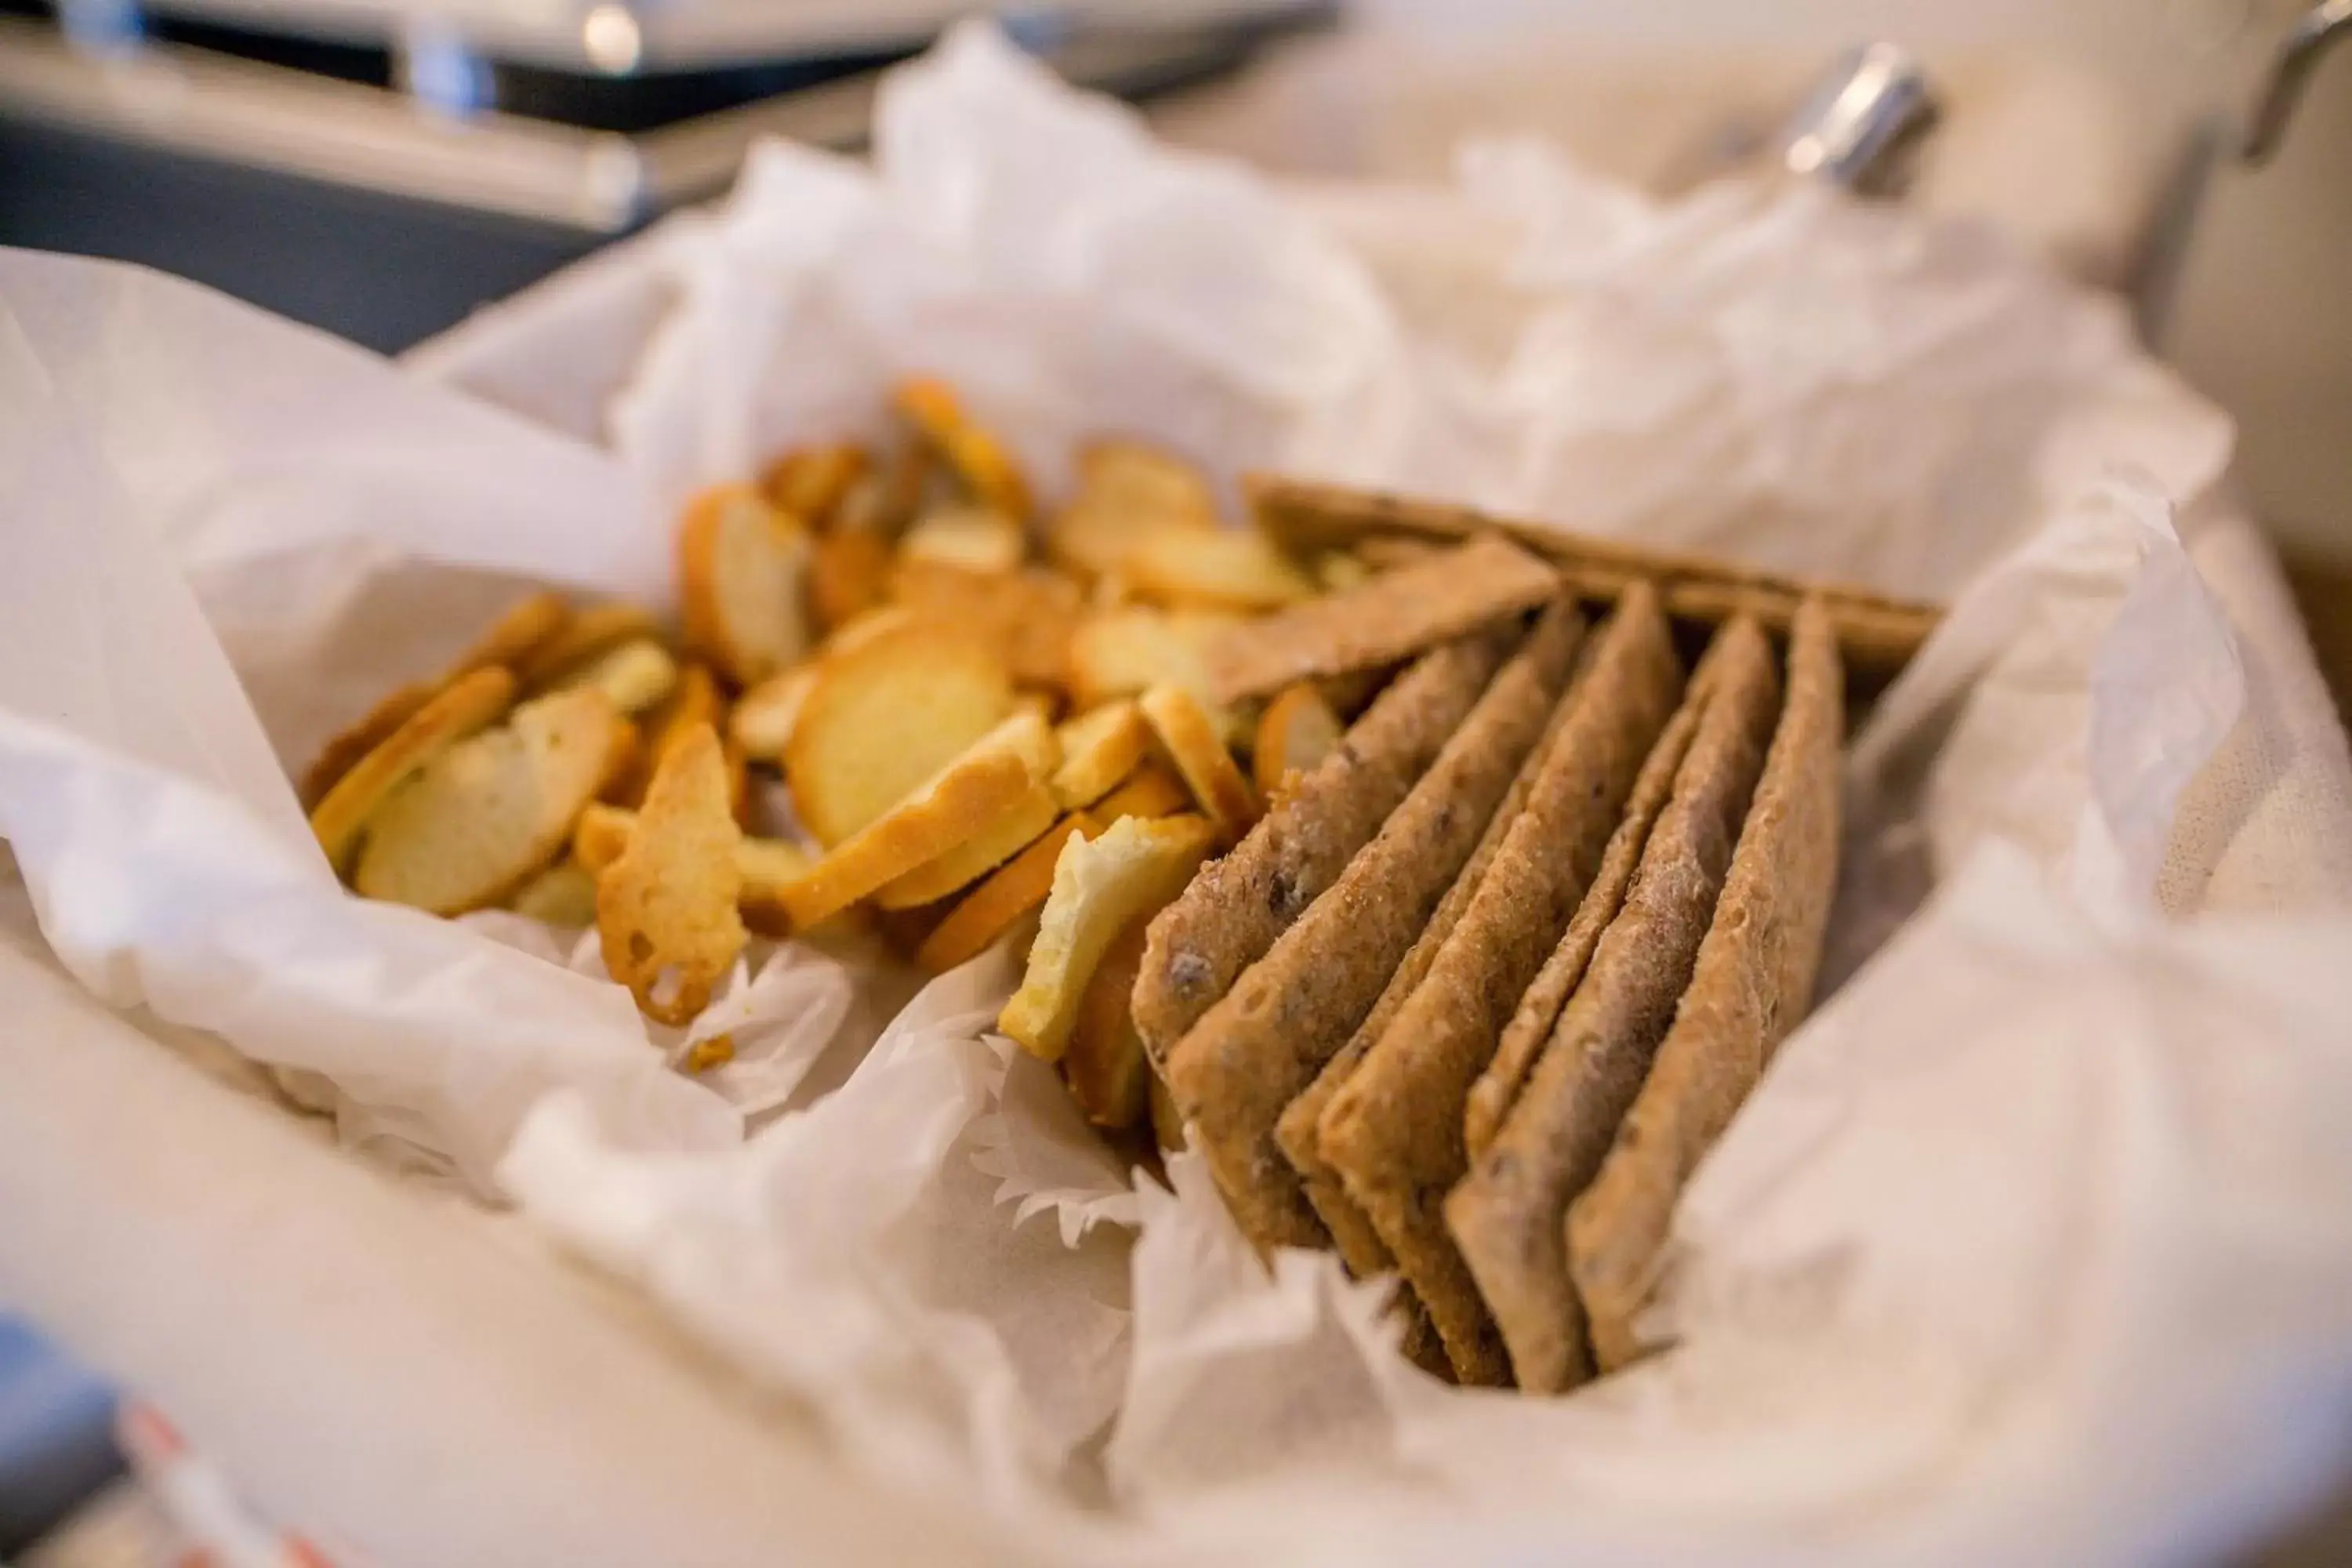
[{"left": 5, "top": 21, "right": 2351, "bottom": 1568}]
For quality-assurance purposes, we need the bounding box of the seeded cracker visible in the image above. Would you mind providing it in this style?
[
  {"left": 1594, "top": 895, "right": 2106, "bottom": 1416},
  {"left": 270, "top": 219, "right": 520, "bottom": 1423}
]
[
  {"left": 1277, "top": 644, "right": 1591, "bottom": 1288},
  {"left": 1165, "top": 600, "right": 1586, "bottom": 1251},
  {"left": 1465, "top": 631, "right": 1727, "bottom": 1162},
  {"left": 1318, "top": 584, "right": 1682, "bottom": 1385},
  {"left": 1133, "top": 629, "right": 1519, "bottom": 1070},
  {"left": 1448, "top": 618, "right": 1779, "bottom": 1392},
  {"left": 1567, "top": 597, "right": 1844, "bottom": 1374},
  {"left": 1203, "top": 534, "right": 1559, "bottom": 705}
]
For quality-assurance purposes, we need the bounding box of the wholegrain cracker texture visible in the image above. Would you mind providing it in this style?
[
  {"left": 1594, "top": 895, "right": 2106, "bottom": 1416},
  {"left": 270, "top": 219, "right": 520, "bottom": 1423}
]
[
  {"left": 1317, "top": 584, "right": 1682, "bottom": 1384},
  {"left": 1277, "top": 652, "right": 1589, "bottom": 1283},
  {"left": 1165, "top": 600, "right": 1585, "bottom": 1254},
  {"left": 1131, "top": 630, "right": 1515, "bottom": 1071},
  {"left": 1448, "top": 617, "right": 1778, "bottom": 1392},
  {"left": 1465, "top": 640, "right": 1724, "bottom": 1161},
  {"left": 1204, "top": 534, "right": 1556, "bottom": 704},
  {"left": 1567, "top": 597, "right": 1845, "bottom": 1374}
]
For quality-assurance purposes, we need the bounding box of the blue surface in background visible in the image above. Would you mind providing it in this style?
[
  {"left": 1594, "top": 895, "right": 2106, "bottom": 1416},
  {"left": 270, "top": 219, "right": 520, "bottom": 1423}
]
[{"left": 0, "top": 1317, "right": 121, "bottom": 1553}]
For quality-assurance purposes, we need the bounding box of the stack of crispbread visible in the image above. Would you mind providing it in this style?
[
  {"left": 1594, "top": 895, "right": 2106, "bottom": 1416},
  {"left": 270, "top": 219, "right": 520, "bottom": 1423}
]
[{"left": 1149, "top": 529, "right": 1852, "bottom": 1392}]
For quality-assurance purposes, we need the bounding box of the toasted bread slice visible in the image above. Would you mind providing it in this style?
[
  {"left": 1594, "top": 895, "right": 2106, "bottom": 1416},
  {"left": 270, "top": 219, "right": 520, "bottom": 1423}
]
[
  {"left": 299, "top": 679, "right": 437, "bottom": 811},
  {"left": 762, "top": 442, "right": 868, "bottom": 526},
  {"left": 575, "top": 802, "right": 811, "bottom": 891},
  {"left": 900, "top": 506, "right": 1025, "bottom": 575},
  {"left": 556, "top": 637, "right": 678, "bottom": 717},
  {"left": 1128, "top": 526, "right": 1315, "bottom": 612},
  {"left": 1252, "top": 683, "right": 1343, "bottom": 802},
  {"left": 1066, "top": 608, "right": 1246, "bottom": 746},
  {"left": 810, "top": 529, "right": 893, "bottom": 635},
  {"left": 1140, "top": 683, "right": 1258, "bottom": 840},
  {"left": 822, "top": 604, "right": 918, "bottom": 657},
  {"left": 833, "top": 441, "right": 932, "bottom": 539},
  {"left": 453, "top": 590, "right": 573, "bottom": 677},
  {"left": 999, "top": 813, "right": 1217, "bottom": 1062},
  {"left": 889, "top": 561, "right": 1082, "bottom": 688},
  {"left": 785, "top": 621, "right": 1014, "bottom": 847},
  {"left": 874, "top": 779, "right": 1060, "bottom": 911},
  {"left": 679, "top": 484, "right": 813, "bottom": 688},
  {"left": 615, "top": 660, "right": 724, "bottom": 802},
  {"left": 1063, "top": 914, "right": 1154, "bottom": 1129},
  {"left": 730, "top": 663, "right": 817, "bottom": 763},
  {"left": 893, "top": 377, "right": 1033, "bottom": 522},
  {"left": 506, "top": 858, "right": 601, "bottom": 928},
  {"left": 775, "top": 712, "right": 1050, "bottom": 931},
  {"left": 1050, "top": 440, "right": 1219, "bottom": 579},
  {"left": 352, "top": 686, "right": 630, "bottom": 916},
  {"left": 299, "top": 591, "right": 572, "bottom": 809},
  {"left": 571, "top": 800, "right": 635, "bottom": 875},
  {"left": 310, "top": 666, "right": 518, "bottom": 875},
  {"left": 596, "top": 724, "right": 749, "bottom": 1025},
  {"left": 1051, "top": 700, "right": 1152, "bottom": 810},
  {"left": 916, "top": 812, "right": 1098, "bottom": 974},
  {"left": 514, "top": 602, "right": 664, "bottom": 692},
  {"left": 1078, "top": 438, "right": 1220, "bottom": 521},
  {"left": 1092, "top": 763, "right": 1190, "bottom": 823}
]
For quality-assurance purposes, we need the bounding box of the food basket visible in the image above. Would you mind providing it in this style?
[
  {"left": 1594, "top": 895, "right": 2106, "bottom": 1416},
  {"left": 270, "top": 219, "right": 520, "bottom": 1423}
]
[{"left": 5, "top": 23, "right": 2352, "bottom": 1568}]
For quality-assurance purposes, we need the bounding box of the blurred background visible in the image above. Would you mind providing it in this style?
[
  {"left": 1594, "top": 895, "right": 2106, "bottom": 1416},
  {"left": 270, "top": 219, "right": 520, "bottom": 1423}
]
[
  {"left": 0, "top": 0, "right": 2343, "bottom": 588},
  {"left": 2, "top": 0, "right": 2349, "bottom": 1559}
]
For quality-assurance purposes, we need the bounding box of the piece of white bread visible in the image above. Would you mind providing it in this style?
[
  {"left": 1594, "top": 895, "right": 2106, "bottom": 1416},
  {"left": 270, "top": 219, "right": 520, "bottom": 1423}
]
[
  {"left": 1050, "top": 700, "right": 1152, "bottom": 810},
  {"left": 899, "top": 506, "right": 1025, "bottom": 575},
  {"left": 679, "top": 484, "right": 812, "bottom": 688},
  {"left": 874, "top": 781, "right": 1061, "bottom": 910},
  {"left": 786, "top": 621, "right": 1015, "bottom": 847},
  {"left": 310, "top": 666, "right": 517, "bottom": 876},
  {"left": 506, "top": 858, "right": 601, "bottom": 928},
  {"left": 731, "top": 664, "right": 817, "bottom": 762},
  {"left": 556, "top": 637, "right": 679, "bottom": 716},
  {"left": 775, "top": 711, "right": 1054, "bottom": 931},
  {"left": 596, "top": 724, "right": 749, "bottom": 1025},
  {"left": 1140, "top": 683, "right": 1258, "bottom": 841},
  {"left": 1252, "top": 683, "right": 1343, "bottom": 801},
  {"left": 1127, "top": 525, "right": 1315, "bottom": 612},
  {"left": 353, "top": 687, "right": 632, "bottom": 916},
  {"left": 998, "top": 811, "right": 1217, "bottom": 1062}
]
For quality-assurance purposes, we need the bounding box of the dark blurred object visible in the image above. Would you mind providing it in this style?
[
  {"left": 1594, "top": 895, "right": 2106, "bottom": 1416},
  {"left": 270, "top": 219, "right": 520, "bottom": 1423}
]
[
  {"left": 0, "top": 1316, "right": 122, "bottom": 1555},
  {"left": 0, "top": 2, "right": 1332, "bottom": 352},
  {"left": 2242, "top": 0, "right": 2352, "bottom": 162}
]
